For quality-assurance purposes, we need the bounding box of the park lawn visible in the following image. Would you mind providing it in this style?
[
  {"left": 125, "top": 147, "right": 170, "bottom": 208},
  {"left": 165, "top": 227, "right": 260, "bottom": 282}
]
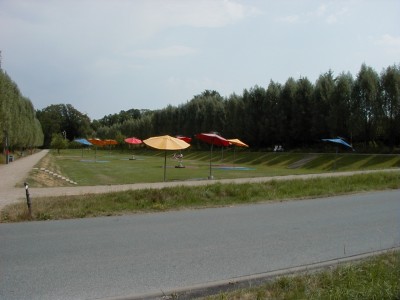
[{"left": 24, "top": 149, "right": 400, "bottom": 187}]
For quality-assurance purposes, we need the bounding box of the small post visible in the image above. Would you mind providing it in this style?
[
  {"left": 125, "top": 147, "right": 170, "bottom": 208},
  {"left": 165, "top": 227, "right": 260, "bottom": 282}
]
[{"left": 24, "top": 182, "right": 32, "bottom": 218}]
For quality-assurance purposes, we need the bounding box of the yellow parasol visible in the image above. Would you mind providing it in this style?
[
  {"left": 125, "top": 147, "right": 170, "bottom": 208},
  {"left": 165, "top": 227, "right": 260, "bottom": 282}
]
[
  {"left": 143, "top": 135, "right": 190, "bottom": 181},
  {"left": 228, "top": 138, "right": 249, "bottom": 163},
  {"left": 227, "top": 139, "right": 249, "bottom": 148}
]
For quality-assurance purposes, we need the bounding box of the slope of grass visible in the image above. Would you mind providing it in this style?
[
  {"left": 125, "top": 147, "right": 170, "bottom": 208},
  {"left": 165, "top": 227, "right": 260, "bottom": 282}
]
[
  {"left": 24, "top": 149, "right": 400, "bottom": 187},
  {"left": 202, "top": 251, "right": 400, "bottom": 300},
  {"left": 3, "top": 171, "right": 399, "bottom": 222}
]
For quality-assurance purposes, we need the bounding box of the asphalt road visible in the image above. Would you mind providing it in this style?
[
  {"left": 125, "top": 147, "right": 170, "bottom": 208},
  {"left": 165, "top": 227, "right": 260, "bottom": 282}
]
[{"left": 1, "top": 190, "right": 399, "bottom": 300}]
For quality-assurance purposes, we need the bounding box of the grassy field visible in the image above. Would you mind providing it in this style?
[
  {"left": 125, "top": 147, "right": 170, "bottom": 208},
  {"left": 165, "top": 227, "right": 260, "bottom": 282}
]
[
  {"left": 24, "top": 148, "right": 400, "bottom": 187},
  {"left": 201, "top": 251, "right": 400, "bottom": 300},
  {"left": 0, "top": 148, "right": 395, "bottom": 222}
]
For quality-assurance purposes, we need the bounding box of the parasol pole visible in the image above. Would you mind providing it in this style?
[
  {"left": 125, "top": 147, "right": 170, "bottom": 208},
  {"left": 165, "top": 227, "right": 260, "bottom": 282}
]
[
  {"left": 164, "top": 150, "right": 167, "bottom": 182},
  {"left": 233, "top": 145, "right": 236, "bottom": 167},
  {"left": 209, "top": 143, "right": 213, "bottom": 179},
  {"left": 334, "top": 146, "right": 338, "bottom": 170}
]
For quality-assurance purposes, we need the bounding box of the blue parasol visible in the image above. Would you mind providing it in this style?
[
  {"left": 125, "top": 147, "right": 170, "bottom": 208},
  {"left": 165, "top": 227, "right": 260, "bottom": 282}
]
[
  {"left": 322, "top": 137, "right": 354, "bottom": 170},
  {"left": 322, "top": 138, "right": 353, "bottom": 149},
  {"left": 74, "top": 138, "right": 92, "bottom": 146}
]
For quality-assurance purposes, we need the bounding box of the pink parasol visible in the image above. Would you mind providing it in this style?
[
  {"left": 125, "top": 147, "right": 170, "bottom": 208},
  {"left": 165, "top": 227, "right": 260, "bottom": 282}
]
[{"left": 124, "top": 137, "right": 143, "bottom": 145}]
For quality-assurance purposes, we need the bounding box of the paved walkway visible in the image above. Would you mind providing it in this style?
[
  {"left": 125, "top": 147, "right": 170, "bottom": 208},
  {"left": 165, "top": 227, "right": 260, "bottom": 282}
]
[
  {"left": 0, "top": 150, "right": 49, "bottom": 209},
  {"left": 1, "top": 149, "right": 399, "bottom": 210}
]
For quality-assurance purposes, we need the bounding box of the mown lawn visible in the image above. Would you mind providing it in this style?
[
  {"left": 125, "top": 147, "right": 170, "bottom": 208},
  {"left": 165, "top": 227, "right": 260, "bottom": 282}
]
[{"left": 24, "top": 149, "right": 400, "bottom": 187}]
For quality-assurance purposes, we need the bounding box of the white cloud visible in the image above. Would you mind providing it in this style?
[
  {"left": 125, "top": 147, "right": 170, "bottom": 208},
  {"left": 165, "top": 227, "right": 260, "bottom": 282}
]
[
  {"left": 278, "top": 15, "right": 300, "bottom": 24},
  {"left": 315, "top": 4, "right": 327, "bottom": 17},
  {"left": 376, "top": 34, "right": 400, "bottom": 54},
  {"left": 325, "top": 6, "right": 348, "bottom": 24},
  {"left": 156, "top": 0, "right": 260, "bottom": 28},
  {"left": 278, "top": 3, "right": 348, "bottom": 24},
  {"left": 131, "top": 46, "right": 198, "bottom": 59}
]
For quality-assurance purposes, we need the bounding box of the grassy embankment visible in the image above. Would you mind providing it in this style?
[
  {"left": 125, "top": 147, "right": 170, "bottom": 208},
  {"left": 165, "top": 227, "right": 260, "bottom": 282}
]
[
  {"left": 201, "top": 251, "right": 400, "bottom": 300},
  {"left": 23, "top": 148, "right": 400, "bottom": 186}
]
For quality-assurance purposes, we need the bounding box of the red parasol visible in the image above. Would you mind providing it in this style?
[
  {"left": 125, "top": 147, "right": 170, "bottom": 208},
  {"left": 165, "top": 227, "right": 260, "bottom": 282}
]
[
  {"left": 195, "top": 133, "right": 230, "bottom": 147},
  {"left": 195, "top": 132, "right": 230, "bottom": 179},
  {"left": 176, "top": 136, "right": 192, "bottom": 143},
  {"left": 124, "top": 137, "right": 142, "bottom": 145}
]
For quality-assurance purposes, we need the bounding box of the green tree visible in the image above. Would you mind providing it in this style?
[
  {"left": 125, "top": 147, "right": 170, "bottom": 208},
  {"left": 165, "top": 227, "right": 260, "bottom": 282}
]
[
  {"left": 312, "top": 71, "right": 334, "bottom": 139},
  {"left": 242, "top": 86, "right": 267, "bottom": 147},
  {"left": 224, "top": 93, "right": 245, "bottom": 140},
  {"left": 0, "top": 70, "right": 43, "bottom": 151},
  {"left": 329, "top": 72, "right": 353, "bottom": 139},
  {"left": 352, "top": 64, "right": 381, "bottom": 147},
  {"left": 265, "top": 81, "right": 282, "bottom": 145},
  {"left": 277, "top": 78, "right": 297, "bottom": 147},
  {"left": 380, "top": 64, "right": 400, "bottom": 147},
  {"left": 36, "top": 104, "right": 92, "bottom": 147},
  {"left": 292, "top": 77, "right": 313, "bottom": 146},
  {"left": 50, "top": 133, "right": 68, "bottom": 154}
]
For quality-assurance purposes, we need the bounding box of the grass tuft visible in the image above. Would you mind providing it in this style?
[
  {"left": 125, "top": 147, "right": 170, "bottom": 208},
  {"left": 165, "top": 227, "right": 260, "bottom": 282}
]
[{"left": 202, "top": 251, "right": 400, "bottom": 300}]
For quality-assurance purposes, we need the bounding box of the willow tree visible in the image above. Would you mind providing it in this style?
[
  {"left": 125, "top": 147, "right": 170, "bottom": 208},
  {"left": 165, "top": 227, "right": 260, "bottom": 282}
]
[{"left": 0, "top": 70, "right": 43, "bottom": 150}]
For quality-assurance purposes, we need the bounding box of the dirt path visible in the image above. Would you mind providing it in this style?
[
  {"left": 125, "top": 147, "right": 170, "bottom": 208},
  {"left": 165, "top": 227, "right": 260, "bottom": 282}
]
[
  {"left": 1, "top": 150, "right": 399, "bottom": 210},
  {"left": 0, "top": 150, "right": 49, "bottom": 209}
]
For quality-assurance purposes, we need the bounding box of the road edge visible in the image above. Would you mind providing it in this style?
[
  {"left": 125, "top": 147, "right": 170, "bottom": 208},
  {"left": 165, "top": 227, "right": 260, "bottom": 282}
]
[{"left": 101, "top": 246, "right": 400, "bottom": 300}]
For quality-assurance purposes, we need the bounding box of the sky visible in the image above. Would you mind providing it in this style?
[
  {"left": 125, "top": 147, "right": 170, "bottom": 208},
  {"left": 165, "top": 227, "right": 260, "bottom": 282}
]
[{"left": 1, "top": 0, "right": 399, "bottom": 120}]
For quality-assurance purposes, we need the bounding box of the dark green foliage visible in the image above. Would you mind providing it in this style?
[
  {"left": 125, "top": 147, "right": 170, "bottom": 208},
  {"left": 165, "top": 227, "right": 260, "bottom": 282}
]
[
  {"left": 36, "top": 104, "right": 92, "bottom": 147},
  {"left": 0, "top": 70, "right": 44, "bottom": 150},
  {"left": 3, "top": 62, "right": 400, "bottom": 152},
  {"left": 89, "top": 63, "right": 400, "bottom": 152},
  {"left": 50, "top": 133, "right": 68, "bottom": 154}
]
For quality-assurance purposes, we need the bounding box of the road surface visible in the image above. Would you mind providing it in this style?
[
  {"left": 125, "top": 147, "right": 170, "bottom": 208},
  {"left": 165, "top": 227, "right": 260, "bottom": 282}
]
[{"left": 1, "top": 190, "right": 399, "bottom": 299}]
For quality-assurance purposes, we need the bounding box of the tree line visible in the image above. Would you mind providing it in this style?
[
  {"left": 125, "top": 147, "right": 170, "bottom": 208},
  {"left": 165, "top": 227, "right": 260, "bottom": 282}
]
[
  {"left": 32, "top": 63, "right": 399, "bottom": 151},
  {"left": 0, "top": 69, "right": 44, "bottom": 152},
  {"left": 93, "top": 63, "right": 400, "bottom": 151}
]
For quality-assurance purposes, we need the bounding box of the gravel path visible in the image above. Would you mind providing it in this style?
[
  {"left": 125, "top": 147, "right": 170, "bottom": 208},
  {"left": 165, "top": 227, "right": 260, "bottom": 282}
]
[
  {"left": 0, "top": 150, "right": 49, "bottom": 209},
  {"left": 1, "top": 149, "right": 399, "bottom": 210}
]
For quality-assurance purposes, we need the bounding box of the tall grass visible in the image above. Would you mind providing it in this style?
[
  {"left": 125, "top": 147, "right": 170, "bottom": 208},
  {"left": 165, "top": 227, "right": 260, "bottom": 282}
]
[
  {"left": 202, "top": 251, "right": 400, "bottom": 300},
  {"left": 2, "top": 171, "right": 399, "bottom": 222}
]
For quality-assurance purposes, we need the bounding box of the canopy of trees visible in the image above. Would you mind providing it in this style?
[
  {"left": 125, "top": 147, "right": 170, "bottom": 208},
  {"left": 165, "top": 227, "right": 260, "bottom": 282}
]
[
  {"left": 0, "top": 70, "right": 44, "bottom": 150},
  {"left": 36, "top": 104, "right": 92, "bottom": 147},
  {"left": 10, "top": 63, "right": 398, "bottom": 152},
  {"left": 93, "top": 64, "right": 400, "bottom": 151}
]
